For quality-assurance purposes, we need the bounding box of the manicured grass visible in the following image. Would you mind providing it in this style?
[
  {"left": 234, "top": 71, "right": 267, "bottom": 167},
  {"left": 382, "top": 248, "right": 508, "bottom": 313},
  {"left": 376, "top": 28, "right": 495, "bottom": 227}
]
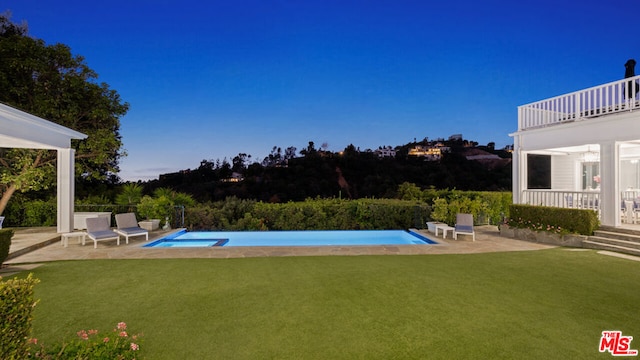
[{"left": 26, "top": 249, "right": 640, "bottom": 359}]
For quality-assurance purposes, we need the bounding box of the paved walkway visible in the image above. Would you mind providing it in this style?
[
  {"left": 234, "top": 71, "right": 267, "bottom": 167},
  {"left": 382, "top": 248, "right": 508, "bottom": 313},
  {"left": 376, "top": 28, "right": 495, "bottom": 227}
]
[{"left": 1, "top": 225, "right": 554, "bottom": 273}]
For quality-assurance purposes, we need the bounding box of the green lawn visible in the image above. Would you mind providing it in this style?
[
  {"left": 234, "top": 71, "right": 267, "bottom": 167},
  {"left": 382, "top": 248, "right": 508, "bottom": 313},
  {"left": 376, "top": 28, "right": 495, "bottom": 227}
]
[{"left": 26, "top": 249, "right": 640, "bottom": 359}]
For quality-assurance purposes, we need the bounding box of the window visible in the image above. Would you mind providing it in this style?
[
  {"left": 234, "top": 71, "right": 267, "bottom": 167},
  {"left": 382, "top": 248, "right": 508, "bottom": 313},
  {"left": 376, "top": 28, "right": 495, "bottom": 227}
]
[
  {"left": 582, "top": 162, "right": 599, "bottom": 190},
  {"left": 527, "top": 154, "right": 551, "bottom": 189}
]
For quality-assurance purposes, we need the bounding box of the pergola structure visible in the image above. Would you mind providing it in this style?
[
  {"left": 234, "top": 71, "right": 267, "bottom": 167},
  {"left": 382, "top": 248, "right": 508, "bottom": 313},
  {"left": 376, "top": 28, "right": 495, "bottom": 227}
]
[{"left": 0, "top": 103, "right": 87, "bottom": 233}]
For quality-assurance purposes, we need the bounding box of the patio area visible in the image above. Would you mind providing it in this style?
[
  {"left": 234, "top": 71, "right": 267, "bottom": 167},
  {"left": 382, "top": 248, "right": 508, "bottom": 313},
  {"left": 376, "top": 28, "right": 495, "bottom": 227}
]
[{"left": 1, "top": 226, "right": 556, "bottom": 274}]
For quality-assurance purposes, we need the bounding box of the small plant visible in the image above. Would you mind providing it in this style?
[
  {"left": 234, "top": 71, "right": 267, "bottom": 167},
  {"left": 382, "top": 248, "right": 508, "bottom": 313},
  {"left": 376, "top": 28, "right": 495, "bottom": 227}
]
[
  {"left": 28, "top": 322, "right": 142, "bottom": 359},
  {"left": 507, "top": 217, "right": 566, "bottom": 235},
  {"left": 137, "top": 188, "right": 195, "bottom": 225}
]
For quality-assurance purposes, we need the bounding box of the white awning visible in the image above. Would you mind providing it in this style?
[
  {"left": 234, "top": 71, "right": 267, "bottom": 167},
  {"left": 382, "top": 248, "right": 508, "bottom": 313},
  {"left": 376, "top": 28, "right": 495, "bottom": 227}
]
[
  {"left": 0, "top": 102, "right": 88, "bottom": 233},
  {"left": 0, "top": 102, "right": 86, "bottom": 149}
]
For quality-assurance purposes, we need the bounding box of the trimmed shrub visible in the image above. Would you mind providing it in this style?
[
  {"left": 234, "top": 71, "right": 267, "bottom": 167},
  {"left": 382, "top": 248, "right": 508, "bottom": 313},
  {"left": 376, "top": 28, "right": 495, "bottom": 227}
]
[
  {"left": 254, "top": 199, "right": 430, "bottom": 230},
  {"left": 0, "top": 229, "right": 13, "bottom": 266},
  {"left": 429, "top": 191, "right": 511, "bottom": 226},
  {"left": 185, "top": 198, "right": 430, "bottom": 230},
  {"left": 507, "top": 204, "right": 599, "bottom": 236},
  {"left": 185, "top": 197, "right": 257, "bottom": 230},
  {"left": 0, "top": 274, "right": 40, "bottom": 359}
]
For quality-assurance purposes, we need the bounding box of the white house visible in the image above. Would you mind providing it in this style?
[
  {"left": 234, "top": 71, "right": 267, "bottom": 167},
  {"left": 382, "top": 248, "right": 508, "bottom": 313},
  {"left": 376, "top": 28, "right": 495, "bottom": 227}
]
[
  {"left": 510, "top": 74, "right": 640, "bottom": 227},
  {"left": 375, "top": 146, "right": 396, "bottom": 158}
]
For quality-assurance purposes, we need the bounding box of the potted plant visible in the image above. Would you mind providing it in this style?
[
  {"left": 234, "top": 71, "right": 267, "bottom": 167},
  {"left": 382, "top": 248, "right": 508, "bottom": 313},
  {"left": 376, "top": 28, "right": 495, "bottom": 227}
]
[{"left": 137, "top": 196, "right": 171, "bottom": 231}]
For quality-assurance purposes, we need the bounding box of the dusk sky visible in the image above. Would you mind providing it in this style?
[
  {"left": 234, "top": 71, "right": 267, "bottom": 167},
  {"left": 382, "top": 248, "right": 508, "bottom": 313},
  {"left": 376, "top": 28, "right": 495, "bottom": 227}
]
[{"left": 4, "top": 0, "right": 638, "bottom": 181}]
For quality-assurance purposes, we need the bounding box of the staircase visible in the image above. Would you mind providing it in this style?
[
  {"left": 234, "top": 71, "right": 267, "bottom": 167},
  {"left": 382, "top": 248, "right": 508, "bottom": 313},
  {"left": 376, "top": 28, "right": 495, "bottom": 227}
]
[{"left": 583, "top": 226, "right": 640, "bottom": 257}]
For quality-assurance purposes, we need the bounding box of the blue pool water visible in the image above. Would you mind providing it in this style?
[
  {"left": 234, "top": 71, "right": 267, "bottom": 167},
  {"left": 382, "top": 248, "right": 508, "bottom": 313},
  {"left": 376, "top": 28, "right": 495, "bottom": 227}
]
[{"left": 144, "top": 229, "right": 436, "bottom": 248}]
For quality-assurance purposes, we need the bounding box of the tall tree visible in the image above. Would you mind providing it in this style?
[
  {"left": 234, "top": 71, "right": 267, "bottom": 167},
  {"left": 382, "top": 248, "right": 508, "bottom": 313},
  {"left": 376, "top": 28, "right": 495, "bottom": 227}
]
[
  {"left": 262, "top": 146, "right": 282, "bottom": 167},
  {"left": 232, "top": 153, "right": 250, "bottom": 173},
  {"left": 0, "top": 13, "right": 129, "bottom": 215}
]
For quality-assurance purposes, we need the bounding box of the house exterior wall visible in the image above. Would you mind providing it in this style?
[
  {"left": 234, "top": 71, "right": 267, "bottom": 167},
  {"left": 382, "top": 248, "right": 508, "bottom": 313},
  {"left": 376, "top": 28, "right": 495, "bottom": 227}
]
[
  {"left": 551, "top": 154, "right": 576, "bottom": 190},
  {"left": 512, "top": 107, "right": 640, "bottom": 227}
]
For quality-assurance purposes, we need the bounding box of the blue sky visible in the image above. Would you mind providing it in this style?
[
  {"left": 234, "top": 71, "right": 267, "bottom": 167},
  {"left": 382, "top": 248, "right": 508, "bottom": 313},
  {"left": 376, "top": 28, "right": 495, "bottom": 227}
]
[{"left": 4, "top": 0, "right": 638, "bottom": 181}]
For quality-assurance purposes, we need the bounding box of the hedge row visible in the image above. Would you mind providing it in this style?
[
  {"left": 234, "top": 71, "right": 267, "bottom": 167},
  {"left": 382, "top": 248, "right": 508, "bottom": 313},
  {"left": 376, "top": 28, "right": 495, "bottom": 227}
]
[
  {"left": 507, "top": 204, "right": 600, "bottom": 236},
  {"left": 0, "top": 274, "right": 40, "bottom": 360},
  {"left": 429, "top": 191, "right": 512, "bottom": 226},
  {"left": 185, "top": 197, "right": 431, "bottom": 230},
  {"left": 253, "top": 199, "right": 430, "bottom": 230}
]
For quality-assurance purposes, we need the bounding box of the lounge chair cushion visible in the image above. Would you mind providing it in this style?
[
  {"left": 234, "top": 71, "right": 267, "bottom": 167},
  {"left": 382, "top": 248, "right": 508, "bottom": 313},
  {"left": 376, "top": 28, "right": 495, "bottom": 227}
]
[
  {"left": 117, "top": 226, "right": 147, "bottom": 235},
  {"left": 89, "top": 230, "right": 120, "bottom": 240},
  {"left": 455, "top": 225, "right": 473, "bottom": 233}
]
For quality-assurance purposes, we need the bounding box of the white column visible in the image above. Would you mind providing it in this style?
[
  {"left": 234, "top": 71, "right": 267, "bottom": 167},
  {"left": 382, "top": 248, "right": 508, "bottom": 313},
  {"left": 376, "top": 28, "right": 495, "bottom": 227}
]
[
  {"left": 599, "top": 141, "right": 619, "bottom": 227},
  {"left": 57, "top": 148, "right": 75, "bottom": 233},
  {"left": 512, "top": 135, "right": 526, "bottom": 204}
]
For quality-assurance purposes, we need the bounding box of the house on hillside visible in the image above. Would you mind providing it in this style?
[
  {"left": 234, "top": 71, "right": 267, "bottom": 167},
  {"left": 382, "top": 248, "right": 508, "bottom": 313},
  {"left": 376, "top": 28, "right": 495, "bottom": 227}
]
[
  {"left": 375, "top": 146, "right": 396, "bottom": 158},
  {"left": 223, "top": 172, "right": 244, "bottom": 183},
  {"left": 510, "top": 72, "right": 640, "bottom": 227},
  {"left": 462, "top": 148, "right": 510, "bottom": 169},
  {"left": 408, "top": 145, "right": 446, "bottom": 161}
]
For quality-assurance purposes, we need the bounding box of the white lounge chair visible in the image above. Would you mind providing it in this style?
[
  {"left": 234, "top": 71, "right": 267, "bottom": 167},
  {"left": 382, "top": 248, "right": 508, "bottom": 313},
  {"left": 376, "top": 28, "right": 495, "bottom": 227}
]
[
  {"left": 86, "top": 216, "right": 120, "bottom": 248},
  {"left": 115, "top": 213, "right": 149, "bottom": 243},
  {"left": 453, "top": 213, "right": 475, "bottom": 241}
]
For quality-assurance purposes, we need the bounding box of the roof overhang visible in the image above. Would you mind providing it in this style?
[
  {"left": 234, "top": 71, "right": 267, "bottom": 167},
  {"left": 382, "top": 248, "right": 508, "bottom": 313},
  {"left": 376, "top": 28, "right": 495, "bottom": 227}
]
[{"left": 0, "top": 102, "right": 87, "bottom": 150}]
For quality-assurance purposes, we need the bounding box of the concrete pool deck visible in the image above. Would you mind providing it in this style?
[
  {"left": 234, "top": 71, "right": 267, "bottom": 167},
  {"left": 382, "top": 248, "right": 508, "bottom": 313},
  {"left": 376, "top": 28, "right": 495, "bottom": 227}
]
[{"left": 1, "top": 226, "right": 555, "bottom": 273}]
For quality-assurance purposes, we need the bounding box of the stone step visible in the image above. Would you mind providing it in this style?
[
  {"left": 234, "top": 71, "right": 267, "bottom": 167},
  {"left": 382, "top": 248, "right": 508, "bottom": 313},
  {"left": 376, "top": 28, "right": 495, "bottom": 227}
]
[
  {"left": 597, "top": 226, "right": 640, "bottom": 237},
  {"left": 592, "top": 230, "right": 640, "bottom": 243},
  {"left": 587, "top": 236, "right": 640, "bottom": 250},
  {"left": 583, "top": 239, "right": 640, "bottom": 257},
  {"left": 6, "top": 236, "right": 60, "bottom": 261}
]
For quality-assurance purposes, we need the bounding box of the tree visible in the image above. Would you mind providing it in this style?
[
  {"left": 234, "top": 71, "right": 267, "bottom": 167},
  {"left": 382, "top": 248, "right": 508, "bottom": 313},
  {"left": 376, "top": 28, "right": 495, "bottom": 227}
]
[
  {"left": 262, "top": 146, "right": 282, "bottom": 167},
  {"left": 284, "top": 146, "right": 297, "bottom": 161},
  {"left": 343, "top": 144, "right": 358, "bottom": 157},
  {"left": 299, "top": 141, "right": 317, "bottom": 157},
  {"left": 397, "top": 182, "right": 422, "bottom": 200},
  {"left": 232, "top": 153, "right": 250, "bottom": 173},
  {"left": 0, "top": 13, "right": 129, "bottom": 215}
]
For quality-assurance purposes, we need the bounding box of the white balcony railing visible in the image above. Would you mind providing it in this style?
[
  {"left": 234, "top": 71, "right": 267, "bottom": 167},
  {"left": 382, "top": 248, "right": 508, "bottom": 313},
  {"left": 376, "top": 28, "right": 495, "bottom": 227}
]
[
  {"left": 518, "top": 75, "right": 640, "bottom": 131},
  {"left": 521, "top": 190, "right": 600, "bottom": 214}
]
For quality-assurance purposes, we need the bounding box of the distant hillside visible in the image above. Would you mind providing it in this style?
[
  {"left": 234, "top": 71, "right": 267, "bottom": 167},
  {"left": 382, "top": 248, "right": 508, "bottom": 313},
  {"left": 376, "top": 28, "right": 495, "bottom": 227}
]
[{"left": 144, "top": 139, "right": 512, "bottom": 202}]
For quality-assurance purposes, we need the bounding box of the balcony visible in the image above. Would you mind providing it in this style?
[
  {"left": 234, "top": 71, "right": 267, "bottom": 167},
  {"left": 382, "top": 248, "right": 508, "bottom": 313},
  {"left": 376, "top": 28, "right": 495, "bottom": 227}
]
[{"left": 518, "top": 75, "right": 640, "bottom": 131}]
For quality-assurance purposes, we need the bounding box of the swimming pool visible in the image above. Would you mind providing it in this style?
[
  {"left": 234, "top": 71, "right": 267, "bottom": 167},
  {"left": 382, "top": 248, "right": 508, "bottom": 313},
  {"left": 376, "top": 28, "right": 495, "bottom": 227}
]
[{"left": 144, "top": 229, "right": 436, "bottom": 248}]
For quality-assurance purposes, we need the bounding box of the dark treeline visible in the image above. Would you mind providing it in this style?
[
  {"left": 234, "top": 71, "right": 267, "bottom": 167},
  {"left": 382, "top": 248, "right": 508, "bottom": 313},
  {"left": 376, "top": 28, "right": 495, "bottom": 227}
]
[{"left": 142, "top": 140, "right": 512, "bottom": 203}]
